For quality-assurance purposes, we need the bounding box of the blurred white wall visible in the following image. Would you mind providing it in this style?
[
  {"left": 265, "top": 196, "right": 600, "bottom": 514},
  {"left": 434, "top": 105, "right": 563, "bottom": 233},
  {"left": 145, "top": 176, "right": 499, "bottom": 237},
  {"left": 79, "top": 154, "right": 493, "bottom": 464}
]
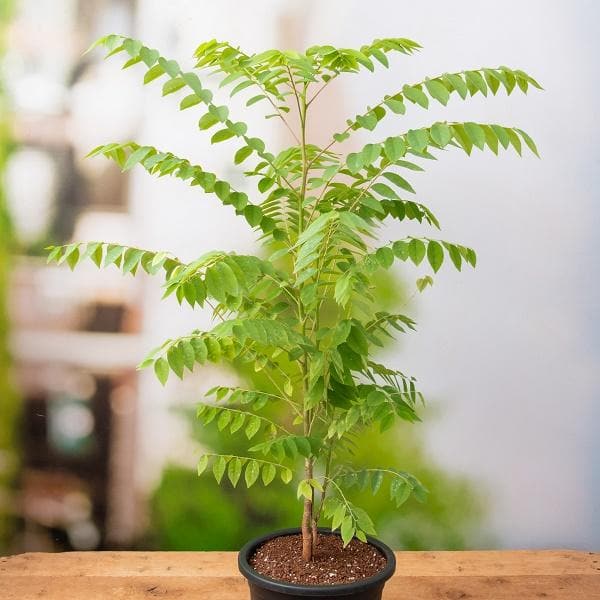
[{"left": 120, "top": 0, "right": 598, "bottom": 549}]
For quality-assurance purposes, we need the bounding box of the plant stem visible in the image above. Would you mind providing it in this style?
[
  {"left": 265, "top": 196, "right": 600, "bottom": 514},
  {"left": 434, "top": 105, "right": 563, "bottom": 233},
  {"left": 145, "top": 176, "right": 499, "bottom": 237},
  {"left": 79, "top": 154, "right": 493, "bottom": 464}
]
[
  {"left": 293, "top": 79, "right": 317, "bottom": 562},
  {"left": 301, "top": 457, "right": 314, "bottom": 561}
]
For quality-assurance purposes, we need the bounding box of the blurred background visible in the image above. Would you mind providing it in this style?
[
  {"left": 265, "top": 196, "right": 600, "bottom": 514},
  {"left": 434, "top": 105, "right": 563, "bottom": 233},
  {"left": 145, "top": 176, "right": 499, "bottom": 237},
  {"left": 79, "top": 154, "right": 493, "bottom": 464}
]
[{"left": 0, "top": 0, "right": 598, "bottom": 554}]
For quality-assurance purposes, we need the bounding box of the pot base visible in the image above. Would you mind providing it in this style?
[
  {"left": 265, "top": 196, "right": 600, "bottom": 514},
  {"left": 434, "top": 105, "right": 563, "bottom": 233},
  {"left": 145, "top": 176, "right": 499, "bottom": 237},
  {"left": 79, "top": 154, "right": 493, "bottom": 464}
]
[
  {"left": 239, "top": 528, "right": 395, "bottom": 599},
  {"left": 246, "top": 582, "right": 385, "bottom": 600}
]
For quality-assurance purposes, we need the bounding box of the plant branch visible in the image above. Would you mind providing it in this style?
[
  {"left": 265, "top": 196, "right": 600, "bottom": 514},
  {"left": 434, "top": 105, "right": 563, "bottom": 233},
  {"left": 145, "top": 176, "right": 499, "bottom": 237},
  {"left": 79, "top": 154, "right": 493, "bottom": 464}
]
[
  {"left": 200, "top": 403, "right": 292, "bottom": 435},
  {"left": 306, "top": 74, "right": 337, "bottom": 107}
]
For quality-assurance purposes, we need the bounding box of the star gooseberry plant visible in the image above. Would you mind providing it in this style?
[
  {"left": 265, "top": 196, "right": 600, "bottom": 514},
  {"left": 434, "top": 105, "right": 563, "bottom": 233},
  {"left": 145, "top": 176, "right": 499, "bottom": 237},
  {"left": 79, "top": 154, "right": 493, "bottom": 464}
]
[{"left": 47, "top": 35, "right": 540, "bottom": 561}]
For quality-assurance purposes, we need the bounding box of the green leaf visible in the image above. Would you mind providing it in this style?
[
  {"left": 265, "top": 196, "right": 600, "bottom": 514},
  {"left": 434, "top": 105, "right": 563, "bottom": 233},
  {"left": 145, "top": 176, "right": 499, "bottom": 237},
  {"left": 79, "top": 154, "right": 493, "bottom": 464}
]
[
  {"left": 229, "top": 121, "right": 248, "bottom": 136},
  {"left": 379, "top": 412, "right": 394, "bottom": 432},
  {"left": 244, "top": 205, "right": 263, "bottom": 227},
  {"left": 181, "top": 340, "right": 195, "bottom": 370},
  {"left": 375, "top": 247, "right": 394, "bottom": 269},
  {"left": 382, "top": 172, "right": 415, "bottom": 194},
  {"left": 244, "top": 460, "right": 260, "bottom": 488},
  {"left": 167, "top": 345, "right": 185, "bottom": 379},
  {"left": 341, "top": 516, "right": 355, "bottom": 546},
  {"left": 425, "top": 78, "right": 450, "bottom": 105},
  {"left": 214, "top": 181, "right": 230, "bottom": 203},
  {"left": 213, "top": 456, "right": 227, "bottom": 484},
  {"left": 416, "top": 275, "right": 434, "bottom": 292},
  {"left": 205, "top": 337, "right": 222, "bottom": 362},
  {"left": 123, "top": 146, "right": 152, "bottom": 170},
  {"left": 162, "top": 77, "right": 185, "bottom": 96},
  {"left": 482, "top": 125, "right": 499, "bottom": 155},
  {"left": 230, "top": 412, "right": 245, "bottom": 434},
  {"left": 234, "top": 146, "right": 253, "bottom": 164},
  {"left": 87, "top": 243, "right": 104, "bottom": 267},
  {"left": 144, "top": 64, "right": 164, "bottom": 84},
  {"left": 370, "top": 47, "right": 389, "bottom": 67},
  {"left": 445, "top": 243, "right": 462, "bottom": 271},
  {"left": 408, "top": 239, "right": 426, "bottom": 266},
  {"left": 491, "top": 124, "right": 510, "bottom": 149},
  {"left": 46, "top": 246, "right": 61, "bottom": 264},
  {"left": 464, "top": 122, "right": 486, "bottom": 150},
  {"left": 246, "top": 137, "right": 265, "bottom": 153},
  {"left": 258, "top": 177, "right": 274, "bottom": 193},
  {"left": 332, "top": 503, "right": 346, "bottom": 530},
  {"left": 104, "top": 244, "right": 124, "bottom": 267},
  {"left": 427, "top": 240, "right": 444, "bottom": 272},
  {"left": 217, "top": 409, "right": 232, "bottom": 431},
  {"left": 390, "top": 479, "right": 412, "bottom": 507},
  {"left": 295, "top": 436, "right": 313, "bottom": 458},
  {"left": 66, "top": 247, "right": 80, "bottom": 270},
  {"left": 309, "top": 478, "right": 324, "bottom": 492},
  {"left": 297, "top": 479, "right": 312, "bottom": 500},
  {"left": 247, "top": 94, "right": 266, "bottom": 106},
  {"left": 181, "top": 71, "right": 203, "bottom": 95},
  {"left": 209, "top": 104, "right": 229, "bottom": 122},
  {"left": 371, "top": 183, "right": 396, "bottom": 199},
  {"left": 407, "top": 128, "right": 429, "bottom": 152},
  {"left": 356, "top": 530, "right": 367, "bottom": 543},
  {"left": 122, "top": 248, "right": 144, "bottom": 273},
  {"left": 452, "top": 124, "right": 473, "bottom": 155},
  {"left": 205, "top": 266, "right": 226, "bottom": 303},
  {"left": 211, "top": 128, "right": 235, "bottom": 144},
  {"left": 191, "top": 337, "right": 208, "bottom": 363},
  {"left": 516, "top": 128, "right": 539, "bottom": 157},
  {"left": 360, "top": 144, "right": 380, "bottom": 166},
  {"left": 261, "top": 463, "right": 276, "bottom": 486},
  {"left": 383, "top": 137, "right": 405, "bottom": 162},
  {"left": 158, "top": 57, "right": 180, "bottom": 78},
  {"left": 384, "top": 97, "right": 405, "bottom": 114},
  {"left": 465, "top": 70, "right": 487, "bottom": 96},
  {"left": 215, "top": 261, "right": 239, "bottom": 297},
  {"left": 245, "top": 415, "right": 261, "bottom": 439},
  {"left": 412, "top": 481, "right": 428, "bottom": 503},
  {"left": 353, "top": 507, "right": 376, "bottom": 535},
  {"left": 430, "top": 122, "right": 452, "bottom": 147},
  {"left": 280, "top": 468, "right": 293, "bottom": 484},
  {"left": 443, "top": 72, "right": 468, "bottom": 99},
  {"left": 283, "top": 379, "right": 294, "bottom": 396},
  {"left": 483, "top": 68, "right": 501, "bottom": 94},
  {"left": 198, "top": 112, "right": 219, "bottom": 130},
  {"left": 154, "top": 357, "right": 169, "bottom": 385},
  {"left": 231, "top": 79, "right": 254, "bottom": 96},
  {"left": 371, "top": 471, "right": 384, "bottom": 495},
  {"left": 506, "top": 127, "right": 522, "bottom": 155},
  {"left": 391, "top": 240, "right": 409, "bottom": 260},
  {"left": 197, "top": 455, "right": 209, "bottom": 476},
  {"left": 180, "top": 94, "right": 201, "bottom": 110},
  {"left": 228, "top": 457, "right": 243, "bottom": 487},
  {"left": 346, "top": 152, "right": 363, "bottom": 174},
  {"left": 356, "top": 112, "right": 378, "bottom": 131},
  {"left": 402, "top": 84, "right": 428, "bottom": 108}
]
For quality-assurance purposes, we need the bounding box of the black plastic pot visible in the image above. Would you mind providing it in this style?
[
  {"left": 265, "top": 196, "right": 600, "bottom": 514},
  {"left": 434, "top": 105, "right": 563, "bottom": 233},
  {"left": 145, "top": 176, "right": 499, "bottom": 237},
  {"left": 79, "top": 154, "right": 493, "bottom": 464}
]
[{"left": 238, "top": 528, "right": 396, "bottom": 600}]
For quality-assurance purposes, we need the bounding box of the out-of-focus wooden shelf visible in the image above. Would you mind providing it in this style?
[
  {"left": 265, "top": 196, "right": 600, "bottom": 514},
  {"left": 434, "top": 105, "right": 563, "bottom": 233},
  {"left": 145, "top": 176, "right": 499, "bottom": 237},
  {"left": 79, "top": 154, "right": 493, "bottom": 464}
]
[
  {"left": 11, "top": 330, "right": 143, "bottom": 370},
  {"left": 1, "top": 549, "right": 598, "bottom": 599}
]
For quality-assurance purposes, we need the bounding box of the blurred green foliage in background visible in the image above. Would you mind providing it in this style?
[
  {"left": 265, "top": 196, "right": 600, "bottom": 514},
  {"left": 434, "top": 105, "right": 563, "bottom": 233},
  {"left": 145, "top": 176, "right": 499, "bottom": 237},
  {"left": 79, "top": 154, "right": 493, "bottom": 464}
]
[
  {"left": 149, "top": 414, "right": 485, "bottom": 551},
  {"left": 0, "top": 0, "right": 20, "bottom": 554}
]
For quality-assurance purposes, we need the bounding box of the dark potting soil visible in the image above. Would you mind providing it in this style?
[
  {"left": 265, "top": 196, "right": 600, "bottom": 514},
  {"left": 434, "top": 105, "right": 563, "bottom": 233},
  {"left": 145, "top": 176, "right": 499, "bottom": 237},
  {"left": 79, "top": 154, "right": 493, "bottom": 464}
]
[{"left": 249, "top": 533, "right": 387, "bottom": 586}]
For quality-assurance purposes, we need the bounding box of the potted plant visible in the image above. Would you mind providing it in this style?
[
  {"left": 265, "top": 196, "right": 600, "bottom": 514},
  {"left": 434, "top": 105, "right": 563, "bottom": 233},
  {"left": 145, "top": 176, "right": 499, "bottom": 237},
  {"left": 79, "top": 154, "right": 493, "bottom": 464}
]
[{"left": 48, "top": 34, "right": 539, "bottom": 599}]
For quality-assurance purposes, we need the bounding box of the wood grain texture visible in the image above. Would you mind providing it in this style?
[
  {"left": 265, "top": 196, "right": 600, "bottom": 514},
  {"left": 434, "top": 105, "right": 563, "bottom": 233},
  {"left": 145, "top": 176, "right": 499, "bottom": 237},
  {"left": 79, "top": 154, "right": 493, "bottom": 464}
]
[{"left": 1, "top": 550, "right": 598, "bottom": 599}]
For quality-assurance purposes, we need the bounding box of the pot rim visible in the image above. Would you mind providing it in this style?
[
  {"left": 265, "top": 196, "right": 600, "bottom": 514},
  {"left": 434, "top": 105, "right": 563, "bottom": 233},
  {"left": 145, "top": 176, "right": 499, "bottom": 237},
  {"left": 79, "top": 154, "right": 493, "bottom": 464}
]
[{"left": 238, "top": 527, "right": 396, "bottom": 597}]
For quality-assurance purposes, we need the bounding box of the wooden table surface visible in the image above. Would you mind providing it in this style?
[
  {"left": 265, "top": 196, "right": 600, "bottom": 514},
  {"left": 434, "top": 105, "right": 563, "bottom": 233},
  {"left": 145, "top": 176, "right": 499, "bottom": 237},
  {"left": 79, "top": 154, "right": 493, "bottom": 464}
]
[{"left": 1, "top": 550, "right": 599, "bottom": 599}]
